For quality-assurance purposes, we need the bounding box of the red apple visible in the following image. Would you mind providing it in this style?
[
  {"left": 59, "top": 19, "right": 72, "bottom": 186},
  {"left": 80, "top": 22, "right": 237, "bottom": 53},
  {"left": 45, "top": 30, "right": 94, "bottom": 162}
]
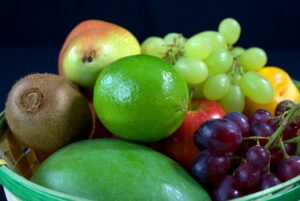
[{"left": 156, "top": 99, "right": 225, "bottom": 171}]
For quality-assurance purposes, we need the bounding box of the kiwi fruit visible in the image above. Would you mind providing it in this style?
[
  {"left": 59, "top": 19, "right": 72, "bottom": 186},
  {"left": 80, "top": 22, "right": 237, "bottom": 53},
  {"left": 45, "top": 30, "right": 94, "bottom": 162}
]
[{"left": 5, "top": 73, "right": 93, "bottom": 155}]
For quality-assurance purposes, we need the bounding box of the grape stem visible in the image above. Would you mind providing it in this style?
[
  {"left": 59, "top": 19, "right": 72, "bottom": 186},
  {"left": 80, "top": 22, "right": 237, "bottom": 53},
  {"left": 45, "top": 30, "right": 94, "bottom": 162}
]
[
  {"left": 279, "top": 137, "right": 290, "bottom": 159},
  {"left": 229, "top": 59, "right": 243, "bottom": 85},
  {"left": 244, "top": 136, "right": 270, "bottom": 140},
  {"left": 285, "top": 135, "right": 300, "bottom": 155},
  {"left": 284, "top": 135, "right": 300, "bottom": 144},
  {"left": 163, "top": 35, "right": 184, "bottom": 65},
  {"left": 265, "top": 104, "right": 300, "bottom": 150}
]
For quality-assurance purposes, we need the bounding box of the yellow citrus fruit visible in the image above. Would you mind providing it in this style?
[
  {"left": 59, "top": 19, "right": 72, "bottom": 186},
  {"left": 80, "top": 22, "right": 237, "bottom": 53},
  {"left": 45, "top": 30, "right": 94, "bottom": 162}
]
[
  {"left": 244, "top": 66, "right": 300, "bottom": 115},
  {"left": 93, "top": 55, "right": 189, "bottom": 142}
]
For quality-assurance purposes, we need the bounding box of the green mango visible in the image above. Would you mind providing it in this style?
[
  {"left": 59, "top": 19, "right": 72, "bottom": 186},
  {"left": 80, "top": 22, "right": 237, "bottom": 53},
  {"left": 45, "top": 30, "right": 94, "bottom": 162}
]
[{"left": 32, "top": 139, "right": 211, "bottom": 201}]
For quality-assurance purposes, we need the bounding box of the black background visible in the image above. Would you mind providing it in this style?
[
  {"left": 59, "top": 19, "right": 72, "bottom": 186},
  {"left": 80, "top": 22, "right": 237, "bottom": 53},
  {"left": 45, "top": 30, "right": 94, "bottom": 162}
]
[
  {"left": 1, "top": 0, "right": 300, "bottom": 109},
  {"left": 1, "top": 0, "right": 300, "bottom": 49},
  {"left": 0, "top": 0, "right": 300, "bottom": 200}
]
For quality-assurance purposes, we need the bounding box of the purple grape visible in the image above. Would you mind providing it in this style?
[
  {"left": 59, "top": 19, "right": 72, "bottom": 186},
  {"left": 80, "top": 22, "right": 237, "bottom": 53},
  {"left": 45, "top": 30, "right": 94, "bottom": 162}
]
[
  {"left": 249, "top": 122, "right": 274, "bottom": 146},
  {"left": 246, "top": 145, "right": 270, "bottom": 172},
  {"left": 194, "top": 119, "right": 242, "bottom": 154},
  {"left": 224, "top": 112, "right": 250, "bottom": 137},
  {"left": 282, "top": 123, "right": 299, "bottom": 140},
  {"left": 192, "top": 151, "right": 230, "bottom": 183},
  {"left": 277, "top": 155, "right": 300, "bottom": 182},
  {"left": 249, "top": 109, "right": 272, "bottom": 126},
  {"left": 234, "top": 142, "right": 249, "bottom": 158},
  {"left": 275, "top": 100, "right": 295, "bottom": 116},
  {"left": 270, "top": 143, "right": 297, "bottom": 169},
  {"left": 234, "top": 163, "right": 261, "bottom": 190},
  {"left": 212, "top": 175, "right": 243, "bottom": 201},
  {"left": 268, "top": 117, "right": 280, "bottom": 131},
  {"left": 285, "top": 113, "right": 300, "bottom": 139},
  {"left": 260, "top": 172, "right": 281, "bottom": 190}
]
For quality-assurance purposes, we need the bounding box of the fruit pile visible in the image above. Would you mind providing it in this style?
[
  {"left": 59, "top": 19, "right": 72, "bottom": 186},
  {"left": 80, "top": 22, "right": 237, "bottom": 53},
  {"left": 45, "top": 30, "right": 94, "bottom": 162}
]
[
  {"left": 141, "top": 18, "right": 274, "bottom": 113},
  {"left": 192, "top": 101, "right": 300, "bottom": 200},
  {"left": 2, "top": 17, "right": 300, "bottom": 201}
]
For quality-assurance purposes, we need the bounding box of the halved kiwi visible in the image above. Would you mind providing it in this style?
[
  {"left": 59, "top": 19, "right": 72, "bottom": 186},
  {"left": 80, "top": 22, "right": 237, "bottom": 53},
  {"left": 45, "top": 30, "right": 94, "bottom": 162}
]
[{"left": 5, "top": 73, "right": 93, "bottom": 155}]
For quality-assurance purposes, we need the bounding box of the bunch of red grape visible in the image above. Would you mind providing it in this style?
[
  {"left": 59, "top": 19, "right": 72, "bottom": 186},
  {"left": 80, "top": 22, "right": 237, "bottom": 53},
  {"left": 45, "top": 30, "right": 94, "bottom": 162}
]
[{"left": 192, "top": 100, "right": 300, "bottom": 201}]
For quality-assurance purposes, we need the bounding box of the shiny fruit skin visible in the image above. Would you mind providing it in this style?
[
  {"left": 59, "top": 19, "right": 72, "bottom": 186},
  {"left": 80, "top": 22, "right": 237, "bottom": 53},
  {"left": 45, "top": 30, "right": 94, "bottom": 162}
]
[
  {"left": 244, "top": 66, "right": 300, "bottom": 116},
  {"left": 277, "top": 156, "right": 300, "bottom": 182},
  {"left": 223, "top": 112, "right": 249, "bottom": 138},
  {"left": 93, "top": 55, "right": 189, "bottom": 142},
  {"left": 59, "top": 19, "right": 140, "bottom": 91},
  {"left": 192, "top": 151, "right": 230, "bottom": 183},
  {"left": 194, "top": 119, "right": 243, "bottom": 154},
  {"left": 246, "top": 145, "right": 270, "bottom": 172},
  {"left": 32, "top": 139, "right": 211, "bottom": 201},
  {"left": 260, "top": 173, "right": 281, "bottom": 190},
  {"left": 234, "top": 163, "right": 261, "bottom": 191},
  {"left": 58, "top": 19, "right": 122, "bottom": 75},
  {"left": 212, "top": 175, "right": 243, "bottom": 201},
  {"left": 157, "top": 99, "right": 225, "bottom": 171}
]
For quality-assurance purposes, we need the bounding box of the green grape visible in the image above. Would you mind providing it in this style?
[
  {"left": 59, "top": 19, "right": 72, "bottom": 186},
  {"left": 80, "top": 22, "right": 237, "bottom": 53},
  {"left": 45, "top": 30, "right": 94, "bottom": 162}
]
[
  {"left": 239, "top": 71, "right": 274, "bottom": 104},
  {"left": 203, "top": 74, "right": 230, "bottom": 100},
  {"left": 164, "top": 33, "right": 186, "bottom": 46},
  {"left": 219, "top": 85, "right": 245, "bottom": 112},
  {"left": 141, "top": 37, "right": 167, "bottom": 58},
  {"left": 196, "top": 31, "right": 227, "bottom": 50},
  {"left": 189, "top": 82, "right": 205, "bottom": 99},
  {"left": 218, "top": 18, "right": 241, "bottom": 45},
  {"left": 204, "top": 49, "right": 233, "bottom": 74},
  {"left": 174, "top": 57, "right": 208, "bottom": 85},
  {"left": 237, "top": 47, "right": 267, "bottom": 71},
  {"left": 184, "top": 35, "right": 212, "bottom": 60},
  {"left": 230, "top": 46, "right": 245, "bottom": 58}
]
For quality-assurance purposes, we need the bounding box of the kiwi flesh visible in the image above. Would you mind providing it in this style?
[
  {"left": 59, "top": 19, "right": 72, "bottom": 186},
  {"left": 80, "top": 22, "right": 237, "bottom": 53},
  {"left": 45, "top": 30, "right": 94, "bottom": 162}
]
[{"left": 5, "top": 73, "right": 93, "bottom": 155}]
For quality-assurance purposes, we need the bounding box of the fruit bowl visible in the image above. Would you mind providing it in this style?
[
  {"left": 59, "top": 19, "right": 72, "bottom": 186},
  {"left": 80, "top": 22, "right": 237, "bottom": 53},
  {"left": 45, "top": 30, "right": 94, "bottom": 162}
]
[{"left": 0, "top": 110, "right": 299, "bottom": 201}]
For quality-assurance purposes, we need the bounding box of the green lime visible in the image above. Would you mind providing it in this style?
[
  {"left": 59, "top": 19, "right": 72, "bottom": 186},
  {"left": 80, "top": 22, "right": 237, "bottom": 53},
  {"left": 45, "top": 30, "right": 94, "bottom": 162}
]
[{"left": 93, "top": 55, "right": 189, "bottom": 142}]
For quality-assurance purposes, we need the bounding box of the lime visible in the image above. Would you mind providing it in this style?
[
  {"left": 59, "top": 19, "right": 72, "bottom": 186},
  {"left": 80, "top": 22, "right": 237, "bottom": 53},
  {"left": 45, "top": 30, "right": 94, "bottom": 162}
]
[{"left": 93, "top": 55, "right": 189, "bottom": 142}]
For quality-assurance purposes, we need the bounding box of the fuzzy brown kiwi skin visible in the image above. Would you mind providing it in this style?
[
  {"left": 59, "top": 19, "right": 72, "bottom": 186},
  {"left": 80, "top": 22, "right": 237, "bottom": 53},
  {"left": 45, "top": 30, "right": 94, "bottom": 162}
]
[{"left": 5, "top": 73, "right": 93, "bottom": 155}]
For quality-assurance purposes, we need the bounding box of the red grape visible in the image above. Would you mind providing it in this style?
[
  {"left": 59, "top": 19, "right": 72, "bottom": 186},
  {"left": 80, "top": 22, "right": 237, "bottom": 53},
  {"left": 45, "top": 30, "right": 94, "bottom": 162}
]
[
  {"left": 194, "top": 119, "right": 242, "bottom": 154},
  {"left": 249, "top": 109, "right": 272, "bottom": 126},
  {"left": 246, "top": 145, "right": 270, "bottom": 172},
  {"left": 270, "top": 143, "right": 297, "bottom": 169},
  {"left": 192, "top": 151, "right": 230, "bottom": 183},
  {"left": 234, "top": 163, "right": 261, "bottom": 191},
  {"left": 224, "top": 112, "right": 250, "bottom": 137},
  {"left": 249, "top": 122, "right": 274, "bottom": 146},
  {"left": 275, "top": 100, "right": 295, "bottom": 116},
  {"left": 212, "top": 175, "right": 243, "bottom": 201},
  {"left": 277, "top": 155, "right": 300, "bottom": 182},
  {"left": 260, "top": 172, "right": 281, "bottom": 190},
  {"left": 268, "top": 117, "right": 280, "bottom": 131}
]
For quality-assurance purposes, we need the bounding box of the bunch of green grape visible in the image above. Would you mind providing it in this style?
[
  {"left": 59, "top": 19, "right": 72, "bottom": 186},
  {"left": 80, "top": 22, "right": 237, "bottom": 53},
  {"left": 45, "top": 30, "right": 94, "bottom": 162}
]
[{"left": 141, "top": 18, "right": 274, "bottom": 113}]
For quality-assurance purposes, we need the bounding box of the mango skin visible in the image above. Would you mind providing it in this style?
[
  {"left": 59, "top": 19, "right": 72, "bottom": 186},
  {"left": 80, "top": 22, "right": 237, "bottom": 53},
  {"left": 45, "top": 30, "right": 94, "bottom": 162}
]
[{"left": 31, "top": 139, "right": 211, "bottom": 201}]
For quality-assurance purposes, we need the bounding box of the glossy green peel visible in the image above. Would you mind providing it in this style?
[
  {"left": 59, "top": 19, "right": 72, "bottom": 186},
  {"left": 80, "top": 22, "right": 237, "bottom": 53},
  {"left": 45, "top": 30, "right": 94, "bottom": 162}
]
[{"left": 31, "top": 139, "right": 211, "bottom": 201}]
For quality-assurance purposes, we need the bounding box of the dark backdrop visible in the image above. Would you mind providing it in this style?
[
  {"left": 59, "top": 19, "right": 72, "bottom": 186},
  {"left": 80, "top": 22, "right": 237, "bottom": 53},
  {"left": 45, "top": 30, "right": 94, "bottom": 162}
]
[
  {"left": 0, "top": 0, "right": 300, "bottom": 200},
  {"left": 1, "top": 0, "right": 300, "bottom": 49}
]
